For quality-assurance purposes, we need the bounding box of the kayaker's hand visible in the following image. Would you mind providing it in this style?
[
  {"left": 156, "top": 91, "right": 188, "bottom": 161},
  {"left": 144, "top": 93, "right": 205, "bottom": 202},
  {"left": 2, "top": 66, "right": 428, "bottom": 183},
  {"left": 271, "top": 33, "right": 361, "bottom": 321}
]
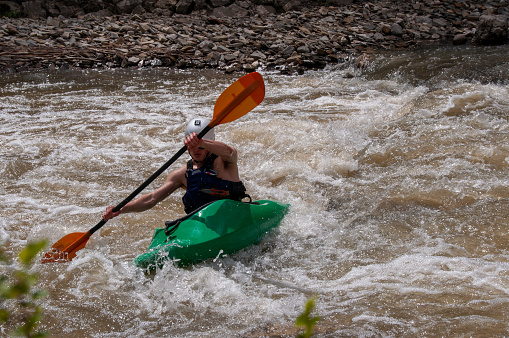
[
  {"left": 103, "top": 205, "right": 121, "bottom": 220},
  {"left": 184, "top": 132, "right": 203, "bottom": 151}
]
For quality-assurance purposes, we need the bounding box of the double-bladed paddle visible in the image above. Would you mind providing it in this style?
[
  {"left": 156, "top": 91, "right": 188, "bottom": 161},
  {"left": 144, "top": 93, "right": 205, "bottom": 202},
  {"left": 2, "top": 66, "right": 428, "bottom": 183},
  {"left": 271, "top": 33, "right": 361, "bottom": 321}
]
[{"left": 42, "top": 72, "right": 265, "bottom": 263}]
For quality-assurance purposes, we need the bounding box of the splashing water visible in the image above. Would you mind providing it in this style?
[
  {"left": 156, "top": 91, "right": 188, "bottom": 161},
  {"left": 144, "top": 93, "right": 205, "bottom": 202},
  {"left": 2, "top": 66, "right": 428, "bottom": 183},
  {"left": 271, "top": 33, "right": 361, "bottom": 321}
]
[{"left": 1, "top": 45, "right": 508, "bottom": 336}]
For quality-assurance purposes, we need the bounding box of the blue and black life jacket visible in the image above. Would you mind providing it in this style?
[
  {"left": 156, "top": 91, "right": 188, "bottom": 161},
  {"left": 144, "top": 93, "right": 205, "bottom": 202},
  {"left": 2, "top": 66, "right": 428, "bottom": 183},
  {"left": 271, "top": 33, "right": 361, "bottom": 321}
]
[{"left": 182, "top": 154, "right": 249, "bottom": 214}]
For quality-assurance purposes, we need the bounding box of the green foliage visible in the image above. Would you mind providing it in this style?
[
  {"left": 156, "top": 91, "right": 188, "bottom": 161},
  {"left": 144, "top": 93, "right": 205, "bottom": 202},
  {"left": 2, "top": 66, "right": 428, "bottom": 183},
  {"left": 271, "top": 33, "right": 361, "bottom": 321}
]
[
  {"left": 1, "top": 240, "right": 48, "bottom": 337},
  {"left": 0, "top": 4, "right": 21, "bottom": 18},
  {"left": 295, "top": 296, "right": 320, "bottom": 338},
  {"left": 5, "top": 11, "right": 22, "bottom": 18}
]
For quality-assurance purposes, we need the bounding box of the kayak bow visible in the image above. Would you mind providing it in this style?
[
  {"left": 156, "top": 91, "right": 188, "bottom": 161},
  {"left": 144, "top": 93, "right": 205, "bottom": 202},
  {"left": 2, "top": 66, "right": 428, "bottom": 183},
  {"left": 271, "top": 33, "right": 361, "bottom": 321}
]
[{"left": 134, "top": 199, "right": 289, "bottom": 269}]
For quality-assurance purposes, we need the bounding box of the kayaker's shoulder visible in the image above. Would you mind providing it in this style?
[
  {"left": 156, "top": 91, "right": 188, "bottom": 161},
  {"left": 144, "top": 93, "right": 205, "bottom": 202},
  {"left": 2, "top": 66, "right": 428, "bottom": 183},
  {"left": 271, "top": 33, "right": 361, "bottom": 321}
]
[{"left": 165, "top": 164, "right": 188, "bottom": 184}]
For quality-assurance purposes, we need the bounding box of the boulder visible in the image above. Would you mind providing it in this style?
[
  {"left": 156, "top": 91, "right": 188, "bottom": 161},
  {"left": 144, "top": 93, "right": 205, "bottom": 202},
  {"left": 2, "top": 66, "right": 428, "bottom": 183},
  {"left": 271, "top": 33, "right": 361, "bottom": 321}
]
[
  {"left": 132, "top": 5, "right": 147, "bottom": 14},
  {"left": 175, "top": 0, "right": 194, "bottom": 14},
  {"left": 210, "top": 0, "right": 233, "bottom": 7},
  {"left": 472, "top": 15, "right": 508, "bottom": 45},
  {"left": 211, "top": 3, "right": 249, "bottom": 18},
  {"left": 325, "top": 0, "right": 353, "bottom": 5},
  {"left": 22, "top": 0, "right": 46, "bottom": 18},
  {"left": 255, "top": 5, "right": 275, "bottom": 15},
  {"left": 0, "top": 1, "right": 21, "bottom": 14},
  {"left": 2, "top": 23, "right": 18, "bottom": 34},
  {"left": 453, "top": 33, "right": 468, "bottom": 45},
  {"left": 194, "top": 0, "right": 209, "bottom": 10},
  {"left": 155, "top": 0, "right": 177, "bottom": 10},
  {"left": 116, "top": 0, "right": 143, "bottom": 14},
  {"left": 391, "top": 23, "right": 403, "bottom": 36}
]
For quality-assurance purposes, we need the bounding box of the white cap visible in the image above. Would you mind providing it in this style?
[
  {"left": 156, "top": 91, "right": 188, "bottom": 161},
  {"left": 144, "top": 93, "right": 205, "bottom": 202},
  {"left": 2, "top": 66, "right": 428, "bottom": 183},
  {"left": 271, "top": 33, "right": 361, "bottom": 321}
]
[{"left": 185, "top": 118, "right": 215, "bottom": 140}]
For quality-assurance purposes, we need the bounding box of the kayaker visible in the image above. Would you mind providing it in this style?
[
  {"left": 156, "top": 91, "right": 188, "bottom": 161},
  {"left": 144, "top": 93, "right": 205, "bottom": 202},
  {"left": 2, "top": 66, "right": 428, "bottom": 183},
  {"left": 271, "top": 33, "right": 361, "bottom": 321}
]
[{"left": 103, "top": 118, "right": 249, "bottom": 220}]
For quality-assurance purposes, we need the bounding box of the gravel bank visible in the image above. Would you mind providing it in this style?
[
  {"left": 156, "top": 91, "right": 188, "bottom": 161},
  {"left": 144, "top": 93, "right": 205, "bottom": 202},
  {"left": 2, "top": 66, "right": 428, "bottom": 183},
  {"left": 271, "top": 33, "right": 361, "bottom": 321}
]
[{"left": 0, "top": 0, "right": 507, "bottom": 74}]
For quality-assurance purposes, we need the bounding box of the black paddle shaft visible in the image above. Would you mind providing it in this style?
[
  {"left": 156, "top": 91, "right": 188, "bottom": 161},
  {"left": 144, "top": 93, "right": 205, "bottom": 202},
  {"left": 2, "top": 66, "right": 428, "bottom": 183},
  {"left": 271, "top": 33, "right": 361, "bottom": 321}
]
[{"left": 89, "top": 126, "right": 212, "bottom": 235}]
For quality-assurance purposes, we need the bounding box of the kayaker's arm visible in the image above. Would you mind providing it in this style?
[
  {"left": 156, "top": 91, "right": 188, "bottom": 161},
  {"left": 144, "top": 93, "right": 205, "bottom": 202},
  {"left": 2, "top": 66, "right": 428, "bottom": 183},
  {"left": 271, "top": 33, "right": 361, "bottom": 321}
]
[
  {"left": 185, "top": 132, "right": 238, "bottom": 164},
  {"left": 200, "top": 139, "right": 238, "bottom": 164},
  {"left": 103, "top": 165, "right": 187, "bottom": 220}
]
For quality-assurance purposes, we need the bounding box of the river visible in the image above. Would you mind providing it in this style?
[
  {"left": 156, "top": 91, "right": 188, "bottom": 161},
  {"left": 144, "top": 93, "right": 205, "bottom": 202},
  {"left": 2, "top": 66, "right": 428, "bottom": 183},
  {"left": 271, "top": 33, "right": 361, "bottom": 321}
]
[{"left": 1, "top": 44, "right": 508, "bottom": 337}]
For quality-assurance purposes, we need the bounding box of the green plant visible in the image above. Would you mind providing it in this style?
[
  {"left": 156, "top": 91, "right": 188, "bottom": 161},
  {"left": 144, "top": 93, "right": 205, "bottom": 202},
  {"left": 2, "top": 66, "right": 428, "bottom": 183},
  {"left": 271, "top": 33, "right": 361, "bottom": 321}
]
[
  {"left": 0, "top": 3, "right": 21, "bottom": 18},
  {"left": 295, "top": 296, "right": 320, "bottom": 338},
  {"left": 1, "top": 240, "right": 48, "bottom": 337}
]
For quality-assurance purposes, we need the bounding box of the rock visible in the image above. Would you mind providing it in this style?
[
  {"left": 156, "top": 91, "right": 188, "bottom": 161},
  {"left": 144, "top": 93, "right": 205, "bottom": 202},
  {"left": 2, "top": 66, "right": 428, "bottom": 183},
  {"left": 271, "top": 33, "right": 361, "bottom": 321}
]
[
  {"left": 0, "top": 1, "right": 21, "bottom": 14},
  {"left": 472, "top": 15, "right": 509, "bottom": 45},
  {"left": 250, "top": 50, "right": 266, "bottom": 59},
  {"left": 127, "top": 56, "right": 140, "bottom": 65},
  {"left": 211, "top": 3, "right": 249, "bottom": 18},
  {"left": 175, "top": 0, "right": 194, "bottom": 14},
  {"left": 2, "top": 23, "right": 18, "bottom": 34},
  {"left": 92, "top": 9, "right": 115, "bottom": 17},
  {"left": 255, "top": 5, "right": 275, "bottom": 15},
  {"left": 155, "top": 0, "right": 177, "bottom": 10},
  {"left": 194, "top": 0, "right": 208, "bottom": 10},
  {"left": 282, "top": 0, "right": 300, "bottom": 12},
  {"left": 374, "top": 32, "right": 384, "bottom": 41},
  {"left": 138, "top": 22, "right": 151, "bottom": 32},
  {"left": 355, "top": 53, "right": 373, "bottom": 69},
  {"left": 453, "top": 33, "right": 468, "bottom": 45},
  {"left": 390, "top": 23, "right": 403, "bottom": 36},
  {"left": 243, "top": 61, "right": 257, "bottom": 72},
  {"left": 150, "top": 58, "right": 163, "bottom": 66},
  {"left": 116, "top": 0, "right": 143, "bottom": 14},
  {"left": 380, "top": 23, "right": 391, "bottom": 35},
  {"left": 296, "top": 45, "right": 310, "bottom": 53},
  {"left": 327, "top": 0, "right": 353, "bottom": 4},
  {"left": 22, "top": 0, "right": 46, "bottom": 18},
  {"left": 132, "top": 5, "right": 147, "bottom": 15},
  {"left": 0, "top": 0, "right": 506, "bottom": 74},
  {"left": 281, "top": 45, "right": 295, "bottom": 56},
  {"left": 210, "top": 0, "right": 233, "bottom": 7},
  {"left": 46, "top": 16, "right": 60, "bottom": 27}
]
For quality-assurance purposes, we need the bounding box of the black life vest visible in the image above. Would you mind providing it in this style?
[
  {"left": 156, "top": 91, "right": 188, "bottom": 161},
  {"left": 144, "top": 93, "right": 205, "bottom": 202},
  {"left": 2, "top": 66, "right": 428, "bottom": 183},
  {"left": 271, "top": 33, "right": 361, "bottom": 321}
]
[{"left": 182, "top": 154, "right": 249, "bottom": 214}]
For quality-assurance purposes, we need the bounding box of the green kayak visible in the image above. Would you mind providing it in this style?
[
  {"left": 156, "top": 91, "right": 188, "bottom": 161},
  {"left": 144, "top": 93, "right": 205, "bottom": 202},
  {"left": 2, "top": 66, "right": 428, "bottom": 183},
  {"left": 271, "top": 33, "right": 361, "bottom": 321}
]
[{"left": 134, "top": 199, "right": 289, "bottom": 269}]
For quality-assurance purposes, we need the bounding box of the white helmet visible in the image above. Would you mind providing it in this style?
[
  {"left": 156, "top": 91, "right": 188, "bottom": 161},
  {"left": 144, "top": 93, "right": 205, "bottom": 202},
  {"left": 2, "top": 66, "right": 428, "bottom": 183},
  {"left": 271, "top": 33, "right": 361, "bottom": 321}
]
[{"left": 185, "top": 118, "right": 215, "bottom": 140}]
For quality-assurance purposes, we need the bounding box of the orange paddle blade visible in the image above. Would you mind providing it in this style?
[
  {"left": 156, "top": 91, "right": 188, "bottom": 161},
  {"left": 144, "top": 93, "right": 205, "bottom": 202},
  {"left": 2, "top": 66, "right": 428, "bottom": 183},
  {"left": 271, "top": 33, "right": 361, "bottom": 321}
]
[
  {"left": 212, "top": 72, "right": 265, "bottom": 126},
  {"left": 41, "top": 231, "right": 91, "bottom": 263}
]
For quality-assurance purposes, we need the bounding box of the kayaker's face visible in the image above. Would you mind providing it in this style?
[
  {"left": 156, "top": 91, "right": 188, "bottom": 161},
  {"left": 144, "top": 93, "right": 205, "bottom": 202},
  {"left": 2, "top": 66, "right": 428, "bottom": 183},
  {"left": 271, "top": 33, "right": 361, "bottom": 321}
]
[{"left": 189, "top": 146, "right": 208, "bottom": 162}]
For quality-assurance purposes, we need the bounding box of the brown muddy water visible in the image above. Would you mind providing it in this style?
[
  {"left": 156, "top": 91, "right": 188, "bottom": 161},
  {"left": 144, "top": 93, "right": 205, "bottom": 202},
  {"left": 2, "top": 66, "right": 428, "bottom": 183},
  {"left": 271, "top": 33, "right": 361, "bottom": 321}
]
[{"left": 1, "top": 45, "right": 508, "bottom": 337}]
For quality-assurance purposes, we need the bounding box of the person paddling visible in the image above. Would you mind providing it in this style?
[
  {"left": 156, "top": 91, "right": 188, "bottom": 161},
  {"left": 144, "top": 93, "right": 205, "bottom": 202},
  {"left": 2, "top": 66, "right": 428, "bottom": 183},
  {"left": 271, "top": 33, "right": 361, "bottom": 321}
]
[{"left": 103, "top": 118, "right": 249, "bottom": 220}]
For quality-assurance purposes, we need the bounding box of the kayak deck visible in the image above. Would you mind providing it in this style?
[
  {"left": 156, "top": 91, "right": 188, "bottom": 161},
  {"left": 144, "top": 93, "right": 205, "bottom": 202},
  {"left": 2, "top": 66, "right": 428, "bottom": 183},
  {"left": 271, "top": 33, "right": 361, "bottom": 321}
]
[{"left": 134, "top": 199, "right": 289, "bottom": 269}]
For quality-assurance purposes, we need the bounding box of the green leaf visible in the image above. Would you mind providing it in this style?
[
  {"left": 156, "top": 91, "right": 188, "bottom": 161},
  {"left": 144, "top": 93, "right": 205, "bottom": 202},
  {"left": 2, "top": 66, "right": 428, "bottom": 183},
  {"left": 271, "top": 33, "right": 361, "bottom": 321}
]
[
  {"left": 31, "top": 290, "right": 48, "bottom": 300},
  {"left": 295, "top": 296, "right": 320, "bottom": 338},
  {"left": 1, "top": 240, "right": 48, "bottom": 337},
  {"left": 0, "top": 246, "right": 7, "bottom": 263},
  {"left": 0, "top": 309, "right": 10, "bottom": 322},
  {"left": 19, "top": 240, "right": 47, "bottom": 266}
]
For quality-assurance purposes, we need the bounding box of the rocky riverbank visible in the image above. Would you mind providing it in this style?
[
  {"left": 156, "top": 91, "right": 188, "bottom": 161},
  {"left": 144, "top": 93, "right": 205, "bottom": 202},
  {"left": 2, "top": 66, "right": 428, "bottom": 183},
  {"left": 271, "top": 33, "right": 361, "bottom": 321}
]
[{"left": 0, "top": 0, "right": 508, "bottom": 74}]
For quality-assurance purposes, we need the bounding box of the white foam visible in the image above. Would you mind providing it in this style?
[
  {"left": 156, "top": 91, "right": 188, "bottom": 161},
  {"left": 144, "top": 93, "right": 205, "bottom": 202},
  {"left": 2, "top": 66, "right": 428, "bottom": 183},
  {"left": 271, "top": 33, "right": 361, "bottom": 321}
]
[{"left": 1, "top": 65, "right": 508, "bottom": 336}]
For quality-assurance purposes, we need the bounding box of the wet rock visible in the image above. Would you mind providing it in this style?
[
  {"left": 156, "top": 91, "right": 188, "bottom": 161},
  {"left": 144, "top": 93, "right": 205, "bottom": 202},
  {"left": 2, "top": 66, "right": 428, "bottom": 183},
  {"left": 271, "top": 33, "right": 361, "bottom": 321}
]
[
  {"left": 453, "top": 33, "right": 468, "bottom": 45},
  {"left": 472, "top": 15, "right": 509, "bottom": 45}
]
